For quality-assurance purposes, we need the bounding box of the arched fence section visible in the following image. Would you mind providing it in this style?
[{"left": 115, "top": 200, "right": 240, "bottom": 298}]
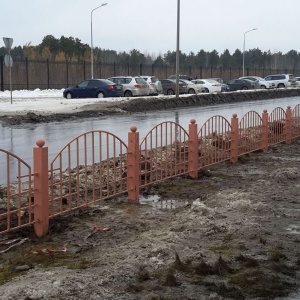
[
  {"left": 198, "top": 116, "right": 232, "bottom": 167},
  {"left": 238, "top": 111, "right": 263, "bottom": 156},
  {"left": 49, "top": 131, "right": 128, "bottom": 218},
  {"left": 139, "top": 121, "right": 189, "bottom": 187},
  {"left": 1, "top": 104, "right": 300, "bottom": 237},
  {"left": 268, "top": 107, "right": 287, "bottom": 145},
  {"left": 0, "top": 150, "right": 34, "bottom": 234},
  {"left": 292, "top": 104, "right": 300, "bottom": 139}
]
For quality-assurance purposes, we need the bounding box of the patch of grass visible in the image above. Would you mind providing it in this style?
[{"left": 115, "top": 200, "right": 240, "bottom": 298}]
[
  {"left": 229, "top": 268, "right": 295, "bottom": 298},
  {"left": 209, "top": 245, "right": 233, "bottom": 256},
  {"left": 269, "top": 246, "right": 287, "bottom": 262},
  {"left": 259, "top": 237, "right": 267, "bottom": 245},
  {"left": 0, "top": 243, "right": 96, "bottom": 284},
  {"left": 235, "top": 254, "right": 260, "bottom": 268}
]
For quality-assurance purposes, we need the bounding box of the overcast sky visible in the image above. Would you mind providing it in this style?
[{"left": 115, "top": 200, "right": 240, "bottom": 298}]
[{"left": 1, "top": 0, "right": 300, "bottom": 57}]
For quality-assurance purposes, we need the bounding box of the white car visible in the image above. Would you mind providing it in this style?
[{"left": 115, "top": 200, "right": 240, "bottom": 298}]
[
  {"left": 179, "top": 79, "right": 205, "bottom": 94},
  {"left": 140, "top": 76, "right": 163, "bottom": 95},
  {"left": 264, "top": 74, "right": 297, "bottom": 88},
  {"left": 239, "top": 76, "right": 274, "bottom": 89},
  {"left": 295, "top": 77, "right": 300, "bottom": 87},
  {"left": 191, "top": 79, "right": 222, "bottom": 93}
]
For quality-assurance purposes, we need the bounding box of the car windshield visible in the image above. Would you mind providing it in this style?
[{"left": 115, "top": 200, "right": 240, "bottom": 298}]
[
  {"left": 206, "top": 79, "right": 219, "bottom": 84},
  {"left": 135, "top": 78, "right": 147, "bottom": 84},
  {"left": 180, "top": 79, "right": 194, "bottom": 85}
]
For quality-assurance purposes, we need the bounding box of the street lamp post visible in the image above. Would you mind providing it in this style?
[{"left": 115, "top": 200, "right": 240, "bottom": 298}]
[
  {"left": 242, "top": 28, "right": 257, "bottom": 77},
  {"left": 91, "top": 3, "right": 107, "bottom": 79},
  {"left": 175, "top": 0, "right": 180, "bottom": 98}
]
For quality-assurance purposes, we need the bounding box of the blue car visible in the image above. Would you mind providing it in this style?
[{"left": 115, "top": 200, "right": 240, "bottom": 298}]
[{"left": 63, "top": 79, "right": 123, "bottom": 99}]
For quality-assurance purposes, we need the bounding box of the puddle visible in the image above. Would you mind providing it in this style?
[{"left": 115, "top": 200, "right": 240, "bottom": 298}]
[{"left": 139, "top": 195, "right": 189, "bottom": 209}]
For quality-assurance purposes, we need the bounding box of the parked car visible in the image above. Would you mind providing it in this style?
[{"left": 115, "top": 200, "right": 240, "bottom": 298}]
[
  {"left": 160, "top": 79, "right": 188, "bottom": 95},
  {"left": 169, "top": 74, "right": 193, "bottom": 81},
  {"left": 191, "top": 79, "right": 222, "bottom": 93},
  {"left": 239, "top": 76, "right": 274, "bottom": 89},
  {"left": 107, "top": 76, "right": 150, "bottom": 97},
  {"left": 264, "top": 74, "right": 297, "bottom": 88},
  {"left": 140, "top": 76, "right": 163, "bottom": 95},
  {"left": 209, "top": 78, "right": 230, "bottom": 92},
  {"left": 226, "top": 79, "right": 257, "bottom": 91},
  {"left": 63, "top": 79, "right": 123, "bottom": 99},
  {"left": 295, "top": 77, "right": 300, "bottom": 87},
  {"left": 179, "top": 79, "right": 205, "bottom": 94}
]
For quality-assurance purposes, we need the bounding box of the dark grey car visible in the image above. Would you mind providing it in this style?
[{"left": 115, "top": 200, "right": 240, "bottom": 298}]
[
  {"left": 160, "top": 79, "right": 188, "bottom": 95},
  {"left": 227, "top": 79, "right": 255, "bottom": 91}
]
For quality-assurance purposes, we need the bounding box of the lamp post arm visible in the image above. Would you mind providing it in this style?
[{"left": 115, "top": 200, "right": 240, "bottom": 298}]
[{"left": 90, "top": 3, "right": 108, "bottom": 79}]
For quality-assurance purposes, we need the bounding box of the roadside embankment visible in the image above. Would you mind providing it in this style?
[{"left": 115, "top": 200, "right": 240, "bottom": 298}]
[{"left": 117, "top": 88, "right": 300, "bottom": 113}]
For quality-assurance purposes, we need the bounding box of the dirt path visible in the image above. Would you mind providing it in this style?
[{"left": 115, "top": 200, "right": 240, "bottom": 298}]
[{"left": 1, "top": 140, "right": 300, "bottom": 299}]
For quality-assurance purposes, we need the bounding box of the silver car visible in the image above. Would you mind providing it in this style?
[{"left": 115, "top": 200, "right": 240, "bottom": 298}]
[
  {"left": 108, "top": 76, "right": 150, "bottom": 97},
  {"left": 179, "top": 79, "right": 205, "bottom": 94},
  {"left": 141, "top": 76, "right": 163, "bottom": 95},
  {"left": 239, "top": 76, "right": 274, "bottom": 89}
]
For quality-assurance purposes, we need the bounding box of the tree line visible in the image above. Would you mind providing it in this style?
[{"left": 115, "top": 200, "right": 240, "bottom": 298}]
[{"left": 1, "top": 34, "right": 300, "bottom": 70}]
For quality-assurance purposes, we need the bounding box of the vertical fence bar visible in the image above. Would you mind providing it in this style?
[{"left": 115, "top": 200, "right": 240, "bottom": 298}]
[
  {"left": 47, "top": 59, "right": 50, "bottom": 89},
  {"left": 230, "top": 114, "right": 239, "bottom": 163},
  {"left": 25, "top": 57, "right": 29, "bottom": 90},
  {"left": 285, "top": 106, "right": 292, "bottom": 144},
  {"left": 262, "top": 109, "right": 269, "bottom": 151},
  {"left": 66, "top": 60, "right": 69, "bottom": 87},
  {"left": 127, "top": 126, "right": 140, "bottom": 202},
  {"left": 0, "top": 55, "right": 4, "bottom": 91},
  {"left": 188, "top": 119, "right": 198, "bottom": 178},
  {"left": 33, "top": 139, "right": 49, "bottom": 238},
  {"left": 83, "top": 60, "right": 86, "bottom": 79}
]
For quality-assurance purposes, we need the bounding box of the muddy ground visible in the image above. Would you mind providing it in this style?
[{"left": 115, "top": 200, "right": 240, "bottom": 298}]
[{"left": 1, "top": 140, "right": 300, "bottom": 299}]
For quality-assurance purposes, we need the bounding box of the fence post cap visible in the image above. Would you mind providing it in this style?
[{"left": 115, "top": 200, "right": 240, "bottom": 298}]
[
  {"left": 36, "top": 139, "right": 45, "bottom": 147},
  {"left": 263, "top": 109, "right": 268, "bottom": 113},
  {"left": 232, "top": 113, "right": 237, "bottom": 118},
  {"left": 190, "top": 119, "right": 196, "bottom": 124},
  {"left": 130, "top": 125, "right": 137, "bottom": 133}
]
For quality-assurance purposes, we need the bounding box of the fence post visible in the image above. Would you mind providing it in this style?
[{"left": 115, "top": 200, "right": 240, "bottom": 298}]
[
  {"left": 26, "top": 57, "right": 29, "bottom": 90},
  {"left": 285, "top": 106, "right": 292, "bottom": 144},
  {"left": 33, "top": 139, "right": 49, "bottom": 238},
  {"left": 83, "top": 60, "right": 86, "bottom": 79},
  {"left": 188, "top": 119, "right": 198, "bottom": 179},
  {"left": 262, "top": 109, "right": 269, "bottom": 152},
  {"left": 66, "top": 60, "right": 69, "bottom": 87},
  {"left": 46, "top": 59, "right": 50, "bottom": 89},
  {"left": 127, "top": 126, "right": 140, "bottom": 202},
  {"left": 0, "top": 56, "right": 3, "bottom": 91},
  {"left": 230, "top": 114, "right": 239, "bottom": 163}
]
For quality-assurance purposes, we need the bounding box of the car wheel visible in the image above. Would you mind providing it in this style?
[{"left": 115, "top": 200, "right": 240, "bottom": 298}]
[
  {"left": 277, "top": 83, "right": 285, "bottom": 88},
  {"left": 260, "top": 85, "right": 267, "bottom": 89},
  {"left": 188, "top": 88, "right": 195, "bottom": 94},
  {"left": 167, "top": 89, "right": 174, "bottom": 95},
  {"left": 242, "top": 86, "right": 248, "bottom": 90},
  {"left": 66, "top": 92, "right": 73, "bottom": 99},
  {"left": 204, "top": 88, "right": 209, "bottom": 93},
  {"left": 97, "top": 91, "right": 105, "bottom": 98},
  {"left": 124, "top": 90, "right": 133, "bottom": 97}
]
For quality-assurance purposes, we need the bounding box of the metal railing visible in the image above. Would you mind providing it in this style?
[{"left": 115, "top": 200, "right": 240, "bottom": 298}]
[{"left": 0, "top": 105, "right": 299, "bottom": 237}]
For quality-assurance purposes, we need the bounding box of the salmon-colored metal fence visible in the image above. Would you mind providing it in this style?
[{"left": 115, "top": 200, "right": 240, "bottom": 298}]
[
  {"left": 1, "top": 105, "right": 300, "bottom": 237},
  {"left": 0, "top": 150, "right": 34, "bottom": 234},
  {"left": 198, "top": 115, "right": 232, "bottom": 167},
  {"left": 49, "top": 131, "right": 128, "bottom": 217},
  {"left": 139, "top": 122, "right": 189, "bottom": 187}
]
